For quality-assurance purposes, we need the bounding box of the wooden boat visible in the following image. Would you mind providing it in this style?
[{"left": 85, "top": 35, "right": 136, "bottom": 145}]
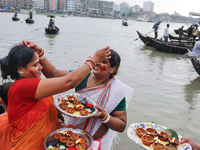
[
  {"left": 136, "top": 31, "right": 153, "bottom": 46},
  {"left": 25, "top": 18, "right": 34, "bottom": 24},
  {"left": 191, "top": 57, "right": 200, "bottom": 75},
  {"left": 122, "top": 20, "right": 128, "bottom": 26},
  {"left": 146, "top": 37, "right": 191, "bottom": 54},
  {"left": 169, "top": 34, "right": 189, "bottom": 40},
  {"left": 12, "top": 17, "right": 20, "bottom": 21},
  {"left": 47, "top": 14, "right": 55, "bottom": 18},
  {"left": 45, "top": 26, "right": 59, "bottom": 34},
  {"left": 174, "top": 29, "right": 188, "bottom": 37}
]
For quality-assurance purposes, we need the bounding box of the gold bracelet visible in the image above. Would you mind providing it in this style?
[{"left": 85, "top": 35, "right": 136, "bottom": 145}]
[
  {"left": 98, "top": 109, "right": 108, "bottom": 121},
  {"left": 38, "top": 47, "right": 44, "bottom": 57}
]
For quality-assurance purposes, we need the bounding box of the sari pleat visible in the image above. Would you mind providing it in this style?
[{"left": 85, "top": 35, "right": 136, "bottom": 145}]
[{"left": 9, "top": 96, "right": 57, "bottom": 150}]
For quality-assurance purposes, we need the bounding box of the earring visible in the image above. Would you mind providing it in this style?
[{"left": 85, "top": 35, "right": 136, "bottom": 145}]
[{"left": 20, "top": 72, "right": 24, "bottom": 77}]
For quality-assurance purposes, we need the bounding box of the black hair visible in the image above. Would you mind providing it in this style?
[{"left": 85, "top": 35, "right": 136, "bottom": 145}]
[
  {"left": 0, "top": 45, "right": 35, "bottom": 80},
  {"left": 0, "top": 82, "right": 13, "bottom": 106},
  {"left": 109, "top": 49, "right": 121, "bottom": 78}
]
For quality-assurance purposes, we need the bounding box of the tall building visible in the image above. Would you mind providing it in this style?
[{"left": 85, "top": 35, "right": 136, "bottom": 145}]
[
  {"left": 49, "top": 0, "right": 57, "bottom": 11},
  {"left": 143, "top": 1, "right": 154, "bottom": 12},
  {"left": 57, "top": 0, "right": 66, "bottom": 11},
  {"left": 32, "top": 0, "right": 44, "bottom": 10},
  {"left": 99, "top": 1, "right": 114, "bottom": 15},
  {"left": 87, "top": 0, "right": 100, "bottom": 14},
  {"left": 0, "top": 0, "right": 17, "bottom": 8},
  {"left": 119, "top": 2, "right": 130, "bottom": 16},
  {"left": 17, "top": 0, "right": 32, "bottom": 9},
  {"left": 66, "top": 0, "right": 76, "bottom": 13}
]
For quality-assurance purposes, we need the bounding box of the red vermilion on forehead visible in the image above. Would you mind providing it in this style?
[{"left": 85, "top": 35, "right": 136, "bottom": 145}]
[
  {"left": 30, "top": 71, "right": 36, "bottom": 77},
  {"left": 101, "top": 66, "right": 106, "bottom": 71}
]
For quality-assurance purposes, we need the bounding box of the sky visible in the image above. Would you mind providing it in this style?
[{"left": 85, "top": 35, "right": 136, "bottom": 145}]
[{"left": 112, "top": 0, "right": 200, "bottom": 17}]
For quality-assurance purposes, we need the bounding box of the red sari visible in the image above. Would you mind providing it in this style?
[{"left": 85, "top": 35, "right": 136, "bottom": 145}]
[{"left": 7, "top": 78, "right": 58, "bottom": 150}]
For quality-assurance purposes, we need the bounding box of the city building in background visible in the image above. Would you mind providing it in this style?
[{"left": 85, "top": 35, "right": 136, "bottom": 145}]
[
  {"left": 120, "top": 2, "right": 130, "bottom": 16},
  {"left": 143, "top": 1, "right": 154, "bottom": 12},
  {"left": 32, "top": 0, "right": 44, "bottom": 11}
]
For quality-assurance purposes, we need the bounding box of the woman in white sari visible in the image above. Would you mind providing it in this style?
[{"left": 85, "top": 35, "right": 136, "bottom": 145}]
[{"left": 68, "top": 49, "right": 134, "bottom": 149}]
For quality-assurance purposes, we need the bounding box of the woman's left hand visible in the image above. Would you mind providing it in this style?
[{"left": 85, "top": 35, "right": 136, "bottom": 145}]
[
  {"left": 92, "top": 105, "right": 107, "bottom": 120},
  {"left": 20, "top": 40, "right": 42, "bottom": 54}
]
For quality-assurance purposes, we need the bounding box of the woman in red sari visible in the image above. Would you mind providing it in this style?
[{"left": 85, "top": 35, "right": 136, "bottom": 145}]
[
  {"left": 0, "top": 41, "right": 110, "bottom": 150},
  {"left": 0, "top": 82, "right": 12, "bottom": 150}
]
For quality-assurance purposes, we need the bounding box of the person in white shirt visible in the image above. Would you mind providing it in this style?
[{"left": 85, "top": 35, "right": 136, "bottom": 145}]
[{"left": 163, "top": 24, "right": 170, "bottom": 44}]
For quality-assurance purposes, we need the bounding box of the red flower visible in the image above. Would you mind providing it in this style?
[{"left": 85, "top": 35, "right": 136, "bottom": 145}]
[{"left": 68, "top": 147, "right": 77, "bottom": 150}]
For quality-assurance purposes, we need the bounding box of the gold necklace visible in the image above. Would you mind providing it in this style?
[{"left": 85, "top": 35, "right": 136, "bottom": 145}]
[{"left": 92, "top": 75, "right": 108, "bottom": 85}]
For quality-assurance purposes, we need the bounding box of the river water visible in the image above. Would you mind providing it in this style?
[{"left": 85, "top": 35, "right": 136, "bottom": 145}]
[{"left": 1, "top": 12, "right": 200, "bottom": 150}]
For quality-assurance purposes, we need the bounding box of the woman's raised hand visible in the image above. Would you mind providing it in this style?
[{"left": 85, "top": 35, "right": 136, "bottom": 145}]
[
  {"left": 91, "top": 46, "right": 111, "bottom": 64},
  {"left": 20, "top": 40, "right": 43, "bottom": 55}
]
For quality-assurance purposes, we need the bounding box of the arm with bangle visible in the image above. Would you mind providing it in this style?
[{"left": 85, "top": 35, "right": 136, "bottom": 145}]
[
  {"left": 20, "top": 40, "right": 110, "bottom": 79},
  {"left": 95, "top": 105, "right": 127, "bottom": 133}
]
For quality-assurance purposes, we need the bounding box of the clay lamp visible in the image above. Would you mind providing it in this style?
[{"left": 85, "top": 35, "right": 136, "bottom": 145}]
[
  {"left": 68, "top": 96, "right": 76, "bottom": 103},
  {"left": 146, "top": 128, "right": 157, "bottom": 138},
  {"left": 63, "top": 131, "right": 73, "bottom": 137},
  {"left": 60, "top": 136, "right": 69, "bottom": 143},
  {"left": 66, "top": 107, "right": 75, "bottom": 114},
  {"left": 75, "top": 138, "right": 86, "bottom": 144},
  {"left": 141, "top": 133, "right": 154, "bottom": 146},
  {"left": 70, "top": 133, "right": 79, "bottom": 141},
  {"left": 66, "top": 139, "right": 76, "bottom": 147},
  {"left": 135, "top": 128, "right": 147, "bottom": 138},
  {"left": 73, "top": 99, "right": 81, "bottom": 104},
  {"left": 74, "top": 104, "right": 83, "bottom": 111},
  {"left": 80, "top": 109, "right": 89, "bottom": 116},
  {"left": 152, "top": 138, "right": 165, "bottom": 150},
  {"left": 53, "top": 133, "right": 63, "bottom": 140},
  {"left": 165, "top": 137, "right": 179, "bottom": 150},
  {"left": 76, "top": 143, "right": 87, "bottom": 150},
  {"left": 157, "top": 131, "right": 170, "bottom": 141}
]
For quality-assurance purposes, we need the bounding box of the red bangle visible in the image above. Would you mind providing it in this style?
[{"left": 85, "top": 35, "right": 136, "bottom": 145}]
[{"left": 86, "top": 59, "right": 95, "bottom": 69}]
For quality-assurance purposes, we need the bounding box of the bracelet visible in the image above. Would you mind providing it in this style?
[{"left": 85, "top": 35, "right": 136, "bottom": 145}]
[
  {"left": 98, "top": 109, "right": 108, "bottom": 121},
  {"left": 102, "top": 113, "right": 110, "bottom": 124},
  {"left": 38, "top": 47, "right": 44, "bottom": 57},
  {"left": 84, "top": 62, "right": 93, "bottom": 71},
  {"left": 86, "top": 59, "right": 95, "bottom": 69},
  {"left": 57, "top": 121, "right": 65, "bottom": 125},
  {"left": 39, "top": 52, "right": 46, "bottom": 60}
]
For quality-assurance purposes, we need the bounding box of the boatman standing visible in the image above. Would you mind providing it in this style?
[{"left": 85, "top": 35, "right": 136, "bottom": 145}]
[{"left": 163, "top": 24, "right": 170, "bottom": 44}]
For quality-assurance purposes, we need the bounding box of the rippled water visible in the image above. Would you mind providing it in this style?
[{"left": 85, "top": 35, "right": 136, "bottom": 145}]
[{"left": 1, "top": 12, "right": 200, "bottom": 150}]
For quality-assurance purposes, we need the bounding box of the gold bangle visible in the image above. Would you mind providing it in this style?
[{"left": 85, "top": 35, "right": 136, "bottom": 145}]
[
  {"left": 38, "top": 47, "right": 44, "bottom": 57},
  {"left": 98, "top": 109, "right": 108, "bottom": 121}
]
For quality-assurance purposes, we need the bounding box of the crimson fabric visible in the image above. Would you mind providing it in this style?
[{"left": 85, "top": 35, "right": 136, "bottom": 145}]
[{"left": 7, "top": 78, "right": 41, "bottom": 123}]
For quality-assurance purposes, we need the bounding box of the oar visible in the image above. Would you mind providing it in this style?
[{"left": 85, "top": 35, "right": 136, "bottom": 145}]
[
  {"left": 20, "top": 19, "right": 25, "bottom": 23},
  {"left": 29, "top": 27, "right": 45, "bottom": 32},
  {"left": 178, "top": 48, "right": 192, "bottom": 59},
  {"left": 134, "top": 30, "right": 154, "bottom": 41}
]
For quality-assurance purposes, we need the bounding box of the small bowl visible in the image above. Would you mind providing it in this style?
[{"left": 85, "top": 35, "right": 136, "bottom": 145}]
[
  {"left": 165, "top": 143, "right": 178, "bottom": 150},
  {"left": 152, "top": 143, "right": 165, "bottom": 150},
  {"left": 135, "top": 128, "right": 147, "bottom": 137},
  {"left": 44, "top": 128, "right": 93, "bottom": 150},
  {"left": 168, "top": 137, "right": 179, "bottom": 145},
  {"left": 141, "top": 135, "right": 154, "bottom": 146},
  {"left": 146, "top": 128, "right": 157, "bottom": 137},
  {"left": 158, "top": 131, "right": 170, "bottom": 141}
]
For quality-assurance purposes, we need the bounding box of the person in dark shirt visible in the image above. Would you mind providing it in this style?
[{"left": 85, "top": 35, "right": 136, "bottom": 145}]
[
  {"left": 188, "top": 25, "right": 193, "bottom": 39},
  {"left": 49, "top": 19, "right": 54, "bottom": 29}
]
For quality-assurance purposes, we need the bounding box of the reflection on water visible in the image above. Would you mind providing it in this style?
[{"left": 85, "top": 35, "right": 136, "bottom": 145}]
[{"left": 184, "top": 77, "right": 200, "bottom": 110}]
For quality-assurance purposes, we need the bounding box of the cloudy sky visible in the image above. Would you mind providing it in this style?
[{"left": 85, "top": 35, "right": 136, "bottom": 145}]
[{"left": 112, "top": 0, "right": 200, "bottom": 17}]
